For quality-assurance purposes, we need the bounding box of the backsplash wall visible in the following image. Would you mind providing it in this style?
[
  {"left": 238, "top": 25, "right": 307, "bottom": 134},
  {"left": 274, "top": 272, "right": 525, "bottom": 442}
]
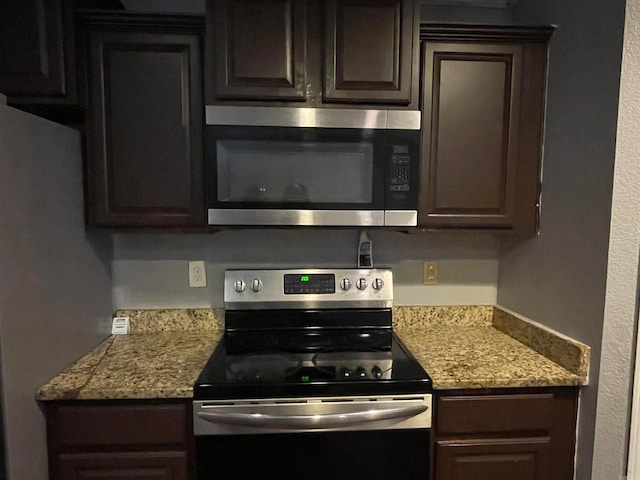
[{"left": 112, "top": 230, "right": 499, "bottom": 308}]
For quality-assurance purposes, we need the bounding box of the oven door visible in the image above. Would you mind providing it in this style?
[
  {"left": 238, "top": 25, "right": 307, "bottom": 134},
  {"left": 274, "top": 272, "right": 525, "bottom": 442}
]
[
  {"left": 204, "top": 123, "right": 420, "bottom": 227},
  {"left": 194, "top": 394, "right": 431, "bottom": 480},
  {"left": 196, "top": 429, "right": 429, "bottom": 480}
]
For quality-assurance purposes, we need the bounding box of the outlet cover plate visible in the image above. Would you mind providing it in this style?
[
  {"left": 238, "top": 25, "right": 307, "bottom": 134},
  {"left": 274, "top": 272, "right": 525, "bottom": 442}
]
[
  {"left": 111, "top": 316, "right": 130, "bottom": 335},
  {"left": 424, "top": 261, "right": 438, "bottom": 285},
  {"left": 189, "top": 261, "right": 207, "bottom": 287}
]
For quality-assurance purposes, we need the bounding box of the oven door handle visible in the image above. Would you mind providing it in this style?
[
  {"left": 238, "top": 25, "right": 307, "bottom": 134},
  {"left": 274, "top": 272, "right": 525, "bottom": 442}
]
[{"left": 196, "top": 404, "right": 428, "bottom": 430}]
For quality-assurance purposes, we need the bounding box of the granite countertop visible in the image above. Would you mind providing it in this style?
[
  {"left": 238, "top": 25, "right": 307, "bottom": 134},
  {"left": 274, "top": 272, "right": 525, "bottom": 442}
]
[
  {"left": 36, "top": 310, "right": 224, "bottom": 401},
  {"left": 396, "top": 325, "right": 582, "bottom": 389},
  {"left": 36, "top": 306, "right": 589, "bottom": 401}
]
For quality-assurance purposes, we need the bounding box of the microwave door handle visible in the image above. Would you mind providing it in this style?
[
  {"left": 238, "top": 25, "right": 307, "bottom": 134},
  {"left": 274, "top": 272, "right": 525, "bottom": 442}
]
[{"left": 196, "top": 404, "right": 427, "bottom": 430}]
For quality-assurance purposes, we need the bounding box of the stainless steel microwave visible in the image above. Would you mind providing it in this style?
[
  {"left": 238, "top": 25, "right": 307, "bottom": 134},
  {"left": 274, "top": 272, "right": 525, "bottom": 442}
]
[{"left": 205, "top": 106, "right": 421, "bottom": 227}]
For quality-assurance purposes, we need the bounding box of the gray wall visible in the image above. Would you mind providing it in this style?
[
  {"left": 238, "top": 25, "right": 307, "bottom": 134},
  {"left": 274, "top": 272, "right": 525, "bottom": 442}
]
[
  {"left": 113, "top": 230, "right": 500, "bottom": 308},
  {"left": 592, "top": 1, "right": 640, "bottom": 477},
  {"left": 496, "top": 1, "right": 625, "bottom": 479},
  {"left": 0, "top": 104, "right": 113, "bottom": 480}
]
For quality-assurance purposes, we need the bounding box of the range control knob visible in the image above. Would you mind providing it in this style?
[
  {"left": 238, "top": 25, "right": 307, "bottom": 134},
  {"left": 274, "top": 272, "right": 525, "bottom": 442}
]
[
  {"left": 339, "top": 368, "right": 352, "bottom": 380},
  {"left": 234, "top": 280, "right": 246, "bottom": 293},
  {"left": 355, "top": 367, "right": 368, "bottom": 379},
  {"left": 340, "top": 278, "right": 352, "bottom": 291},
  {"left": 372, "top": 278, "right": 384, "bottom": 291},
  {"left": 356, "top": 278, "right": 368, "bottom": 291},
  {"left": 371, "top": 365, "right": 383, "bottom": 379},
  {"left": 251, "top": 278, "right": 263, "bottom": 292}
]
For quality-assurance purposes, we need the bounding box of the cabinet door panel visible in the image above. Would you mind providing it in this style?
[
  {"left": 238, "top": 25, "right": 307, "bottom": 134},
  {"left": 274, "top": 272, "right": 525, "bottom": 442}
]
[
  {"left": 58, "top": 451, "right": 187, "bottom": 480},
  {"left": 435, "top": 438, "right": 551, "bottom": 480},
  {"left": 212, "top": 0, "right": 306, "bottom": 101},
  {"left": 324, "top": 0, "right": 416, "bottom": 104},
  {"left": 0, "top": 0, "right": 67, "bottom": 96},
  {"left": 420, "top": 43, "right": 523, "bottom": 228},
  {"left": 87, "top": 26, "right": 204, "bottom": 227}
]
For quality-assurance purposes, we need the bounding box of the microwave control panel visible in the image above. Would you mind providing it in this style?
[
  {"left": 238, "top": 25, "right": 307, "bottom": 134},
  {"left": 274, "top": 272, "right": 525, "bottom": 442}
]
[
  {"left": 388, "top": 145, "right": 414, "bottom": 208},
  {"left": 390, "top": 146, "right": 411, "bottom": 193}
]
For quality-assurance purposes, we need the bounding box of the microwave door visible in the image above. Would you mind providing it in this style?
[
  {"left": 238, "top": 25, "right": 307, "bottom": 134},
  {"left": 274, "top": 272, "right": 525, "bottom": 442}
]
[{"left": 205, "top": 125, "right": 418, "bottom": 227}]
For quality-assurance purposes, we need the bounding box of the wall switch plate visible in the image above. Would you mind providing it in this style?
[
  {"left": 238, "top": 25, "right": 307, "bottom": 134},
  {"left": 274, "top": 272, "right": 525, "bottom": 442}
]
[
  {"left": 111, "top": 316, "right": 130, "bottom": 335},
  {"left": 423, "top": 261, "right": 438, "bottom": 285},
  {"left": 189, "top": 261, "right": 207, "bottom": 287}
]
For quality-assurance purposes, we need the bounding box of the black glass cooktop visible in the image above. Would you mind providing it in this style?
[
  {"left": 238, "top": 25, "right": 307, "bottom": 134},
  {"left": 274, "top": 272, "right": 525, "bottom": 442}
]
[{"left": 194, "top": 330, "right": 432, "bottom": 400}]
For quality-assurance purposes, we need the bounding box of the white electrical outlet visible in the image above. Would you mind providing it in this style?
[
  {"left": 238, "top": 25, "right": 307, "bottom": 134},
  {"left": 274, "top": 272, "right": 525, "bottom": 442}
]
[
  {"left": 423, "top": 261, "right": 438, "bottom": 285},
  {"left": 189, "top": 261, "right": 207, "bottom": 287},
  {"left": 111, "top": 316, "right": 130, "bottom": 335}
]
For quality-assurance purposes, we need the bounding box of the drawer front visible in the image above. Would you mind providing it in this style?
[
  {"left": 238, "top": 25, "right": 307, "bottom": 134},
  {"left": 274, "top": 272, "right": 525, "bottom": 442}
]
[
  {"left": 57, "top": 451, "right": 188, "bottom": 480},
  {"left": 48, "top": 403, "right": 188, "bottom": 450},
  {"left": 435, "top": 437, "right": 551, "bottom": 480},
  {"left": 436, "top": 393, "right": 554, "bottom": 435}
]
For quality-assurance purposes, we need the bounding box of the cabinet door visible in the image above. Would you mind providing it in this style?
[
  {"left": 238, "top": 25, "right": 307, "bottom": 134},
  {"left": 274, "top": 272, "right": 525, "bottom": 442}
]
[
  {"left": 210, "top": 0, "right": 307, "bottom": 101},
  {"left": 86, "top": 21, "right": 204, "bottom": 227},
  {"left": 435, "top": 438, "right": 551, "bottom": 480},
  {"left": 434, "top": 388, "right": 578, "bottom": 480},
  {"left": 58, "top": 451, "right": 187, "bottom": 480},
  {"left": 324, "top": 0, "right": 417, "bottom": 105},
  {"left": 0, "top": 0, "right": 71, "bottom": 99},
  {"left": 419, "top": 39, "right": 547, "bottom": 234}
]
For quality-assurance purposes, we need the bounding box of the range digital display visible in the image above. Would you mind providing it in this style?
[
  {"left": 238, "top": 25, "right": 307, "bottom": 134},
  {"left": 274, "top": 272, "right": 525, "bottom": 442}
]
[{"left": 284, "top": 274, "right": 335, "bottom": 294}]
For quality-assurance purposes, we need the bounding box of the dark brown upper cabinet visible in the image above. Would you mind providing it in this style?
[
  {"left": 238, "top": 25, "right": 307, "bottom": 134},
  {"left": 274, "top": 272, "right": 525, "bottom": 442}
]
[
  {"left": 84, "top": 13, "right": 205, "bottom": 228},
  {"left": 0, "top": 0, "right": 122, "bottom": 120},
  {"left": 206, "top": 0, "right": 420, "bottom": 108},
  {"left": 419, "top": 26, "right": 553, "bottom": 235},
  {"left": 0, "top": 0, "right": 69, "bottom": 98},
  {"left": 0, "top": 0, "right": 78, "bottom": 119},
  {"left": 211, "top": 0, "right": 307, "bottom": 101},
  {"left": 324, "top": 0, "right": 418, "bottom": 105}
]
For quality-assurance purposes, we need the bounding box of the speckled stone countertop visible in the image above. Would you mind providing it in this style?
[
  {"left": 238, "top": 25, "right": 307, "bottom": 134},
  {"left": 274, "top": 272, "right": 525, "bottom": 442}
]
[
  {"left": 393, "top": 306, "right": 589, "bottom": 390},
  {"left": 36, "top": 309, "right": 224, "bottom": 400},
  {"left": 398, "top": 326, "right": 584, "bottom": 389},
  {"left": 36, "top": 306, "right": 589, "bottom": 401}
]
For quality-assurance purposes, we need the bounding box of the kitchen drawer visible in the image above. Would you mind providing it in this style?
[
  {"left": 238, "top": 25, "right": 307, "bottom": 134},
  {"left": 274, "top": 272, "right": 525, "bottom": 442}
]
[
  {"left": 48, "top": 403, "right": 188, "bottom": 450},
  {"left": 57, "top": 451, "right": 188, "bottom": 480},
  {"left": 435, "top": 437, "right": 551, "bottom": 480},
  {"left": 436, "top": 393, "right": 554, "bottom": 435}
]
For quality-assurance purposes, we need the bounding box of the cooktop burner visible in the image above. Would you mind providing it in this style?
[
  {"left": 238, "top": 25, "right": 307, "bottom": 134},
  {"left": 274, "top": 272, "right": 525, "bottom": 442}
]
[
  {"left": 226, "top": 351, "right": 304, "bottom": 382},
  {"left": 193, "top": 268, "right": 432, "bottom": 401}
]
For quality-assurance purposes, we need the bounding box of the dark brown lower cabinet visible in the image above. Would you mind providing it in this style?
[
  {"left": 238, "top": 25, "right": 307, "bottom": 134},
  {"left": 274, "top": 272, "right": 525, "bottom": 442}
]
[
  {"left": 437, "top": 439, "right": 550, "bottom": 480},
  {"left": 433, "top": 388, "right": 579, "bottom": 480},
  {"left": 45, "top": 400, "right": 193, "bottom": 480},
  {"left": 59, "top": 451, "right": 188, "bottom": 480}
]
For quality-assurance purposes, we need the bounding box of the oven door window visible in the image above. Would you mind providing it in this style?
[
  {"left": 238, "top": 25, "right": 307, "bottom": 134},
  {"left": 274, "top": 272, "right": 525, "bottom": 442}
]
[{"left": 216, "top": 140, "right": 374, "bottom": 204}]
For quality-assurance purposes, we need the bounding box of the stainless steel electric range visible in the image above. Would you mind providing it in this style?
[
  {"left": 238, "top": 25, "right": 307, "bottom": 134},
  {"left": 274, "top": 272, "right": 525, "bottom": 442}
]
[{"left": 193, "top": 268, "right": 433, "bottom": 480}]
